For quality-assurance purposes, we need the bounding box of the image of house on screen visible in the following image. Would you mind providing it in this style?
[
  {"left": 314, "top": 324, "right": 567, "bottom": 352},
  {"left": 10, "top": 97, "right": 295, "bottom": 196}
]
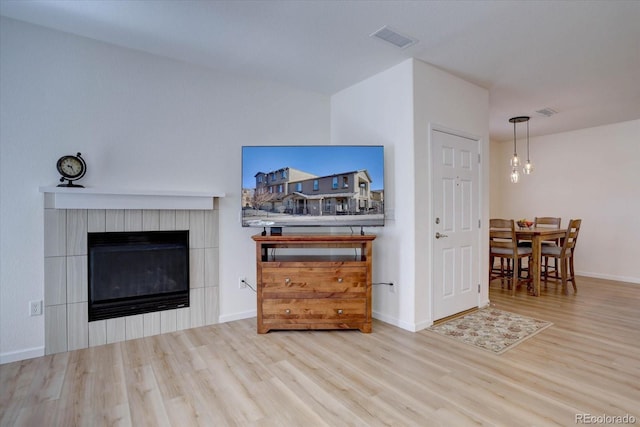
[{"left": 250, "top": 167, "right": 383, "bottom": 216}]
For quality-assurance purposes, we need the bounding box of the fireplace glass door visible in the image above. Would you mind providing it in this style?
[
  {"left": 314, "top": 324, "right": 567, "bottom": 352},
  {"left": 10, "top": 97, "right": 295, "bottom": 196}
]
[{"left": 88, "top": 230, "right": 189, "bottom": 321}]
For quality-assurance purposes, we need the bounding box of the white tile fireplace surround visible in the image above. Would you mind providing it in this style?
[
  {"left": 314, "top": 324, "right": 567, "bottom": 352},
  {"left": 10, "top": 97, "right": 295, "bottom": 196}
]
[{"left": 41, "top": 187, "right": 223, "bottom": 355}]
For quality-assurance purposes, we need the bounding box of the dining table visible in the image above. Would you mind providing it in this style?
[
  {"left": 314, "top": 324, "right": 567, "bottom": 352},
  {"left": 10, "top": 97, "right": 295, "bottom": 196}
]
[{"left": 515, "top": 227, "right": 567, "bottom": 296}]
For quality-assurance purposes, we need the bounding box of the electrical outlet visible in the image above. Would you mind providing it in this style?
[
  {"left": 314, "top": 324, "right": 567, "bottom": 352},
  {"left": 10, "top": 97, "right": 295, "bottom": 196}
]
[
  {"left": 238, "top": 277, "right": 247, "bottom": 289},
  {"left": 29, "top": 300, "right": 43, "bottom": 316}
]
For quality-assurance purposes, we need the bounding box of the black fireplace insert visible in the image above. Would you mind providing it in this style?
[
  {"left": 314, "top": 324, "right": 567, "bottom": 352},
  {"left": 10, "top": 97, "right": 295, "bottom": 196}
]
[{"left": 88, "top": 230, "right": 189, "bottom": 321}]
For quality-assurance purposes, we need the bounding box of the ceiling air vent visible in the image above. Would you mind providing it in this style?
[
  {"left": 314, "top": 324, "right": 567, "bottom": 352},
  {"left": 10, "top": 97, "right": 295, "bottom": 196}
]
[
  {"left": 370, "top": 26, "right": 418, "bottom": 49},
  {"left": 536, "top": 108, "right": 558, "bottom": 118}
]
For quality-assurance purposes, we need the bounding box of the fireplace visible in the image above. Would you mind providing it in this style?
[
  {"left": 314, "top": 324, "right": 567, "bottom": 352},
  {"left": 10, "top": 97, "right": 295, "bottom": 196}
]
[
  {"left": 43, "top": 200, "right": 220, "bottom": 355},
  {"left": 88, "top": 230, "right": 190, "bottom": 321}
]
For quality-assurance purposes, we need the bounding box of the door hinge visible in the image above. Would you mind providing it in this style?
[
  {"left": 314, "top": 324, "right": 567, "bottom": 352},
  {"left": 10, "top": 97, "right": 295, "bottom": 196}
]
[
  {"left": 478, "top": 284, "right": 481, "bottom": 293},
  {"left": 478, "top": 153, "right": 481, "bottom": 163},
  {"left": 478, "top": 219, "right": 481, "bottom": 228}
]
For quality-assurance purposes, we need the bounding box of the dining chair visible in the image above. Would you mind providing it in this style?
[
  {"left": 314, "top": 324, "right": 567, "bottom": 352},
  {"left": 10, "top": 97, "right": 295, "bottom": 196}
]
[
  {"left": 536, "top": 217, "right": 562, "bottom": 278},
  {"left": 489, "top": 219, "right": 532, "bottom": 296},
  {"left": 541, "top": 219, "right": 582, "bottom": 294},
  {"left": 518, "top": 216, "right": 562, "bottom": 279}
]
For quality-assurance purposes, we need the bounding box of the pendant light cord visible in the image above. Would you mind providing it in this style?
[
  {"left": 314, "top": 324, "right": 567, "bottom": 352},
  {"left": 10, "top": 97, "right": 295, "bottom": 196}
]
[
  {"left": 513, "top": 121, "right": 517, "bottom": 156},
  {"left": 526, "top": 120, "right": 530, "bottom": 161}
]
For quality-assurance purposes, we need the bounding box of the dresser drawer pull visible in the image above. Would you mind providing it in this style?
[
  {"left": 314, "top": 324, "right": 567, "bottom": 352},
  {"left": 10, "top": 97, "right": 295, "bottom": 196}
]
[
  {"left": 285, "top": 309, "right": 291, "bottom": 315},
  {"left": 337, "top": 309, "right": 343, "bottom": 315},
  {"left": 337, "top": 278, "right": 343, "bottom": 283},
  {"left": 285, "top": 278, "right": 291, "bottom": 284}
]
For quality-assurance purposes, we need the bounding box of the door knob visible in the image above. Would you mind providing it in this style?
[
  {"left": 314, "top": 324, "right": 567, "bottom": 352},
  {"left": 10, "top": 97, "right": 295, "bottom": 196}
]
[{"left": 435, "top": 232, "right": 448, "bottom": 239}]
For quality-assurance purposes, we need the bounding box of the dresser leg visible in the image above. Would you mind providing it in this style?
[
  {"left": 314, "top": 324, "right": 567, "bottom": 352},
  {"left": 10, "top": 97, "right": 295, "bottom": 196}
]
[{"left": 359, "top": 324, "right": 372, "bottom": 333}]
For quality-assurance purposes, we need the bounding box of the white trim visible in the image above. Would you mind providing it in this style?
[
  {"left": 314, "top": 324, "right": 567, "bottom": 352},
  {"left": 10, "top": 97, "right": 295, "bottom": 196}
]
[
  {"left": 1, "top": 346, "right": 44, "bottom": 365},
  {"left": 218, "top": 310, "right": 257, "bottom": 324},
  {"left": 372, "top": 311, "right": 420, "bottom": 331},
  {"left": 576, "top": 272, "right": 640, "bottom": 285},
  {"left": 39, "top": 186, "right": 225, "bottom": 210},
  {"left": 413, "top": 319, "right": 433, "bottom": 331}
]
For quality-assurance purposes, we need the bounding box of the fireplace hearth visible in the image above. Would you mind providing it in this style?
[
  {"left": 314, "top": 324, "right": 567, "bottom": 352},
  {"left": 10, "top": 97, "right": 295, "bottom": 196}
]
[{"left": 88, "top": 230, "right": 190, "bottom": 321}]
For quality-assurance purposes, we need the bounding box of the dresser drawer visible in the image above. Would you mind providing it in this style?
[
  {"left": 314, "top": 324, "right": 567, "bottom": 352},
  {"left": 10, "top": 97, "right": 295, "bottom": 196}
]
[
  {"left": 262, "top": 298, "right": 366, "bottom": 323},
  {"left": 261, "top": 267, "right": 367, "bottom": 298}
]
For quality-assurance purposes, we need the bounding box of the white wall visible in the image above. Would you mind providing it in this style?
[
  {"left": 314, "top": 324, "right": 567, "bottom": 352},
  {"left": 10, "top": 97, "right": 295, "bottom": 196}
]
[
  {"left": 0, "top": 17, "right": 330, "bottom": 362},
  {"left": 412, "top": 60, "right": 490, "bottom": 326},
  {"left": 331, "top": 60, "right": 416, "bottom": 330},
  {"left": 490, "top": 119, "right": 640, "bottom": 284},
  {"left": 331, "top": 58, "right": 489, "bottom": 331}
]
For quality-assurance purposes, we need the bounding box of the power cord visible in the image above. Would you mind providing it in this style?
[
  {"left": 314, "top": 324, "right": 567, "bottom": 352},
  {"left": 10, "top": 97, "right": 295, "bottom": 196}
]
[
  {"left": 240, "top": 278, "right": 257, "bottom": 293},
  {"left": 349, "top": 226, "right": 366, "bottom": 236},
  {"left": 373, "top": 282, "right": 394, "bottom": 287}
]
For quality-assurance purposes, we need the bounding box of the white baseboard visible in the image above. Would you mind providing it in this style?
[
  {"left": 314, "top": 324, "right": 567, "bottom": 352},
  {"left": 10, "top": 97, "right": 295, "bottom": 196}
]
[
  {"left": 375, "top": 301, "right": 491, "bottom": 334},
  {"left": 413, "top": 319, "right": 433, "bottom": 331},
  {"left": 372, "top": 311, "right": 421, "bottom": 332},
  {"left": 1, "top": 346, "right": 44, "bottom": 365},
  {"left": 218, "top": 310, "right": 257, "bottom": 324},
  {"left": 577, "top": 271, "right": 640, "bottom": 285}
]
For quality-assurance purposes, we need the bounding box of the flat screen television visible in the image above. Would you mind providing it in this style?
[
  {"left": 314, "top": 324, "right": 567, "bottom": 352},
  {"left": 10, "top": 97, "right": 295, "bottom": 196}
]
[{"left": 242, "top": 145, "right": 384, "bottom": 228}]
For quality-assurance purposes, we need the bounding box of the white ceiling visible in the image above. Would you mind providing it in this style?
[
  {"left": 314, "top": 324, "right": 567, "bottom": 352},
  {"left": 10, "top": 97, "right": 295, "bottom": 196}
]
[{"left": 2, "top": 0, "right": 639, "bottom": 141}]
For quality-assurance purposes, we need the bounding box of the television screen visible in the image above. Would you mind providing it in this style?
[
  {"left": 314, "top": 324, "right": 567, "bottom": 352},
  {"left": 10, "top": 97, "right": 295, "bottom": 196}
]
[{"left": 242, "top": 145, "right": 384, "bottom": 228}]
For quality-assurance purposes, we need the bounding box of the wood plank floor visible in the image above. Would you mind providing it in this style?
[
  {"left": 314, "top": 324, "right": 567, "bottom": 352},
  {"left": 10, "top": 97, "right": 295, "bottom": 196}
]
[{"left": 2, "top": 276, "right": 639, "bottom": 426}]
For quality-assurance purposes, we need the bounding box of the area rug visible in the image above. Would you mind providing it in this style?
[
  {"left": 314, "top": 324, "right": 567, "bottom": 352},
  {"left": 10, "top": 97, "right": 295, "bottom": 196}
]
[{"left": 429, "top": 308, "right": 553, "bottom": 354}]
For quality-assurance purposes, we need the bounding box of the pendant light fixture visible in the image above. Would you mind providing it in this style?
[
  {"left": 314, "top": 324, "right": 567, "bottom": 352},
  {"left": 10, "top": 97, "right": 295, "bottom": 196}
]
[
  {"left": 522, "top": 117, "right": 533, "bottom": 174},
  {"left": 508, "top": 116, "right": 531, "bottom": 183}
]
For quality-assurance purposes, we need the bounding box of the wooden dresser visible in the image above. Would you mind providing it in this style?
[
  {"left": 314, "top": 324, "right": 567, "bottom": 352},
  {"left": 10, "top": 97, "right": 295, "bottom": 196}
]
[{"left": 252, "top": 233, "right": 375, "bottom": 334}]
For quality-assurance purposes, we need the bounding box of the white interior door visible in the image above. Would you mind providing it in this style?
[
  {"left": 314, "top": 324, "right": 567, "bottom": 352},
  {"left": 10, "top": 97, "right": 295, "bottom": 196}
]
[{"left": 431, "top": 129, "right": 480, "bottom": 320}]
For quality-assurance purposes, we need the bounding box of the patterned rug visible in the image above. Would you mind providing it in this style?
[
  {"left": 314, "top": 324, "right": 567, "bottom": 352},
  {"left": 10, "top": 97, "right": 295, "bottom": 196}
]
[{"left": 429, "top": 308, "right": 553, "bottom": 354}]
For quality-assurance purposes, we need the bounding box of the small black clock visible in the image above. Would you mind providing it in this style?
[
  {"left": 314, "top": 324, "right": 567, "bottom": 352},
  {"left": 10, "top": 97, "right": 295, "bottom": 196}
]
[{"left": 56, "top": 152, "right": 86, "bottom": 187}]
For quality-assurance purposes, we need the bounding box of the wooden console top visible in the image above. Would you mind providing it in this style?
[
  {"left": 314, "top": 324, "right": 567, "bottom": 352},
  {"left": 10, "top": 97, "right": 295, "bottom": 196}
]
[{"left": 252, "top": 233, "right": 376, "bottom": 242}]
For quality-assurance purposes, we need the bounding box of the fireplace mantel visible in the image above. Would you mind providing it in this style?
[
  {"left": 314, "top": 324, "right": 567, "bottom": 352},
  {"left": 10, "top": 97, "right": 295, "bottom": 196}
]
[{"left": 39, "top": 186, "right": 225, "bottom": 210}]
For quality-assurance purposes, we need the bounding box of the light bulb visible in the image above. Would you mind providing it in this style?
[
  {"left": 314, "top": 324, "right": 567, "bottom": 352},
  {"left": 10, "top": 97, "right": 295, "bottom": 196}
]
[
  {"left": 523, "top": 161, "right": 534, "bottom": 175},
  {"left": 510, "top": 168, "right": 520, "bottom": 183},
  {"left": 510, "top": 154, "right": 520, "bottom": 167}
]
